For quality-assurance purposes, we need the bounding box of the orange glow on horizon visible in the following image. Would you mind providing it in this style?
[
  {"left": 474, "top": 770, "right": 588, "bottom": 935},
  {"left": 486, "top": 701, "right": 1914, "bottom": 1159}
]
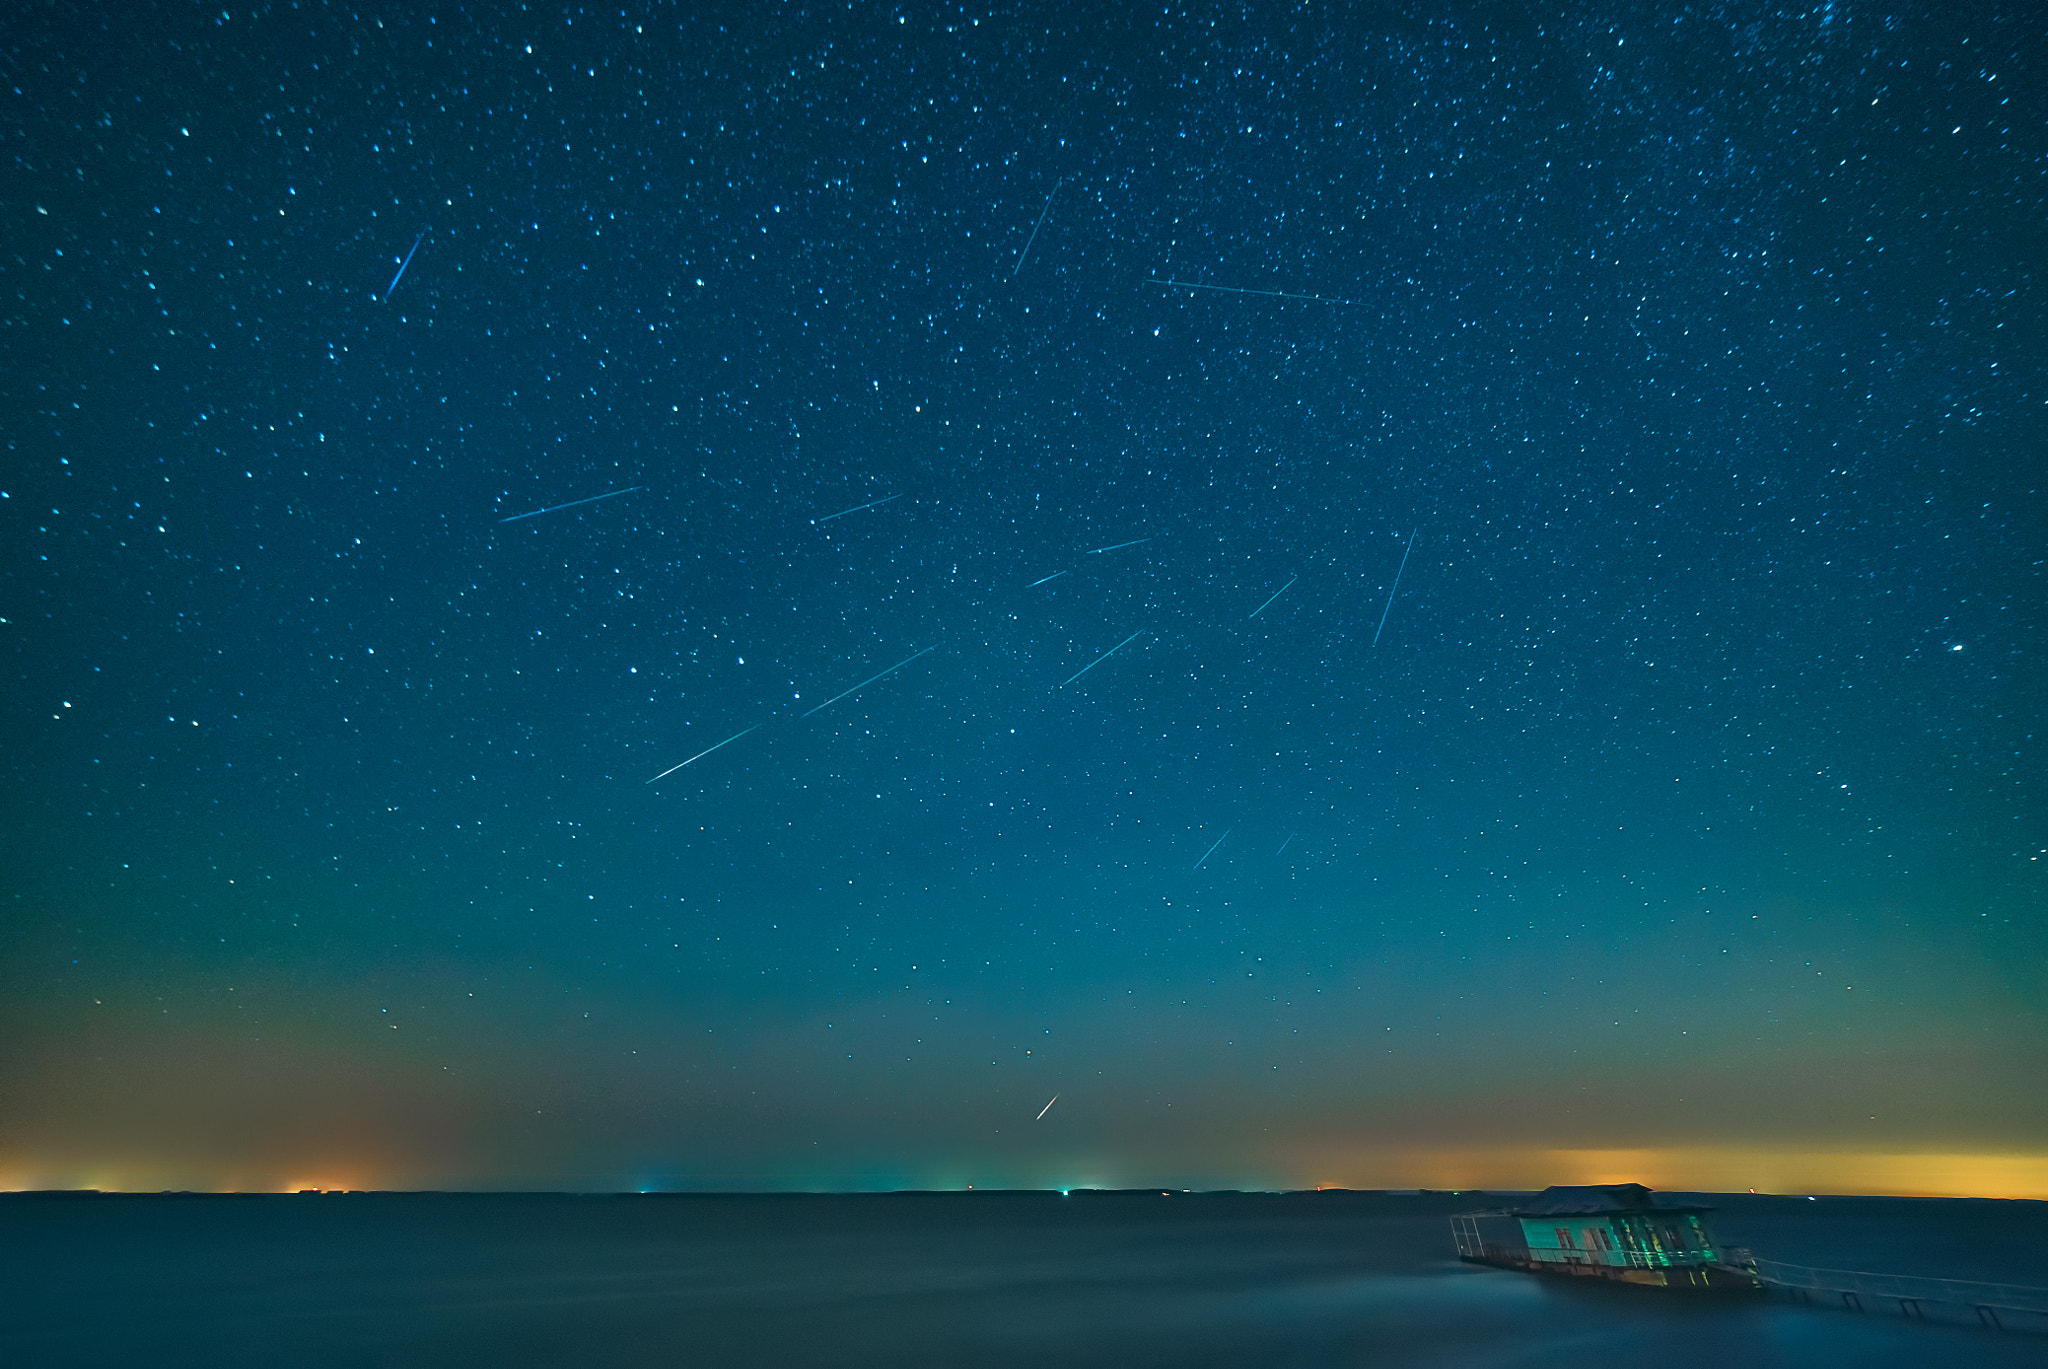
[
  {"left": 1288, "top": 1146, "right": 2048, "bottom": 1199},
  {"left": 3, "top": 1148, "right": 2045, "bottom": 1198}
]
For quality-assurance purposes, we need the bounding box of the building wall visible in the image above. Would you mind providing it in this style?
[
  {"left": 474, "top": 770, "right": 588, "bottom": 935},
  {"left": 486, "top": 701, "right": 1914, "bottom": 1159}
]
[
  {"left": 1520, "top": 1216, "right": 1629, "bottom": 1266},
  {"left": 1518, "top": 1213, "right": 1719, "bottom": 1268}
]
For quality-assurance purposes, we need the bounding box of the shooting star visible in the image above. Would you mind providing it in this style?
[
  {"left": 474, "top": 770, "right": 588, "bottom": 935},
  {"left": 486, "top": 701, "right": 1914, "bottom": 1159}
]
[
  {"left": 1146, "top": 276, "right": 1349, "bottom": 305},
  {"left": 383, "top": 230, "right": 427, "bottom": 301},
  {"left": 1059, "top": 630, "right": 1146, "bottom": 687},
  {"left": 1192, "top": 826, "right": 1232, "bottom": 870},
  {"left": 802, "top": 645, "right": 936, "bottom": 717},
  {"left": 813, "top": 492, "right": 901, "bottom": 524},
  {"left": 1012, "top": 178, "right": 1061, "bottom": 277},
  {"left": 1087, "top": 537, "right": 1155, "bottom": 555},
  {"left": 1036, "top": 1094, "right": 1060, "bottom": 1121},
  {"left": 1371, "top": 528, "right": 1419, "bottom": 647},
  {"left": 1276, "top": 831, "right": 1296, "bottom": 857},
  {"left": 498, "top": 486, "right": 645, "bottom": 523},
  {"left": 1027, "top": 570, "right": 1069, "bottom": 587},
  {"left": 1247, "top": 575, "right": 1298, "bottom": 619},
  {"left": 646, "top": 722, "right": 762, "bottom": 784}
]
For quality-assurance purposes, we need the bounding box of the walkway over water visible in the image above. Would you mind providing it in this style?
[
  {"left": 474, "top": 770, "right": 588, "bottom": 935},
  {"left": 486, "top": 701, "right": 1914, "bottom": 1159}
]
[{"left": 1744, "top": 1254, "right": 2048, "bottom": 1332}]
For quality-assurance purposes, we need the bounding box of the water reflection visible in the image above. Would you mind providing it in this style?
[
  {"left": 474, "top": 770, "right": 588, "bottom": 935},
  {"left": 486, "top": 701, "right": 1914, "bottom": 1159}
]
[{"left": 0, "top": 1192, "right": 2040, "bottom": 1366}]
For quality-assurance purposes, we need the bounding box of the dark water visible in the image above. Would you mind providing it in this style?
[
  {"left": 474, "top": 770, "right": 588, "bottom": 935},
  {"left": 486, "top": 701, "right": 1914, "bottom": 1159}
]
[{"left": 3, "top": 1191, "right": 2042, "bottom": 1366}]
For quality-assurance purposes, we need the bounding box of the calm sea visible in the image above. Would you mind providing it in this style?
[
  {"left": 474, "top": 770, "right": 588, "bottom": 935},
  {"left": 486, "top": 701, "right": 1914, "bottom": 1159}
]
[{"left": 1, "top": 1190, "right": 2041, "bottom": 1366}]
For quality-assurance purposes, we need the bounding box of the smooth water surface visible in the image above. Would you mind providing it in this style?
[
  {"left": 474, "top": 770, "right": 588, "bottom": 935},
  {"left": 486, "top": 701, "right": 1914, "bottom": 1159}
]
[{"left": 2, "top": 1191, "right": 2042, "bottom": 1366}]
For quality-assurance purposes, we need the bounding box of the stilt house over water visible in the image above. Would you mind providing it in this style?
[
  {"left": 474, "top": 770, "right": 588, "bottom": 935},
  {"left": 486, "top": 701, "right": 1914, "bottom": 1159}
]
[{"left": 1453, "top": 1183, "right": 1757, "bottom": 1289}]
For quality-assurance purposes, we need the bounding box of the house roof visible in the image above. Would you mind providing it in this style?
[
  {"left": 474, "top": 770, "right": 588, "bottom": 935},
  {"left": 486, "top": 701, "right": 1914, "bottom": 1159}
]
[{"left": 1511, "top": 1183, "right": 1713, "bottom": 1217}]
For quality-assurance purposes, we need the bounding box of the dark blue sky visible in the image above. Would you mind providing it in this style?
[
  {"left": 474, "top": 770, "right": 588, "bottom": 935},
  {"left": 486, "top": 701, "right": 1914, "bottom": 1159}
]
[{"left": 3, "top": 1, "right": 2042, "bottom": 1192}]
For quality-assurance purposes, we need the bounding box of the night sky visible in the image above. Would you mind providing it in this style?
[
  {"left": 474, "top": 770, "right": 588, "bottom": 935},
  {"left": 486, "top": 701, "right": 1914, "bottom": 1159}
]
[{"left": 3, "top": 2, "right": 2043, "bottom": 1195}]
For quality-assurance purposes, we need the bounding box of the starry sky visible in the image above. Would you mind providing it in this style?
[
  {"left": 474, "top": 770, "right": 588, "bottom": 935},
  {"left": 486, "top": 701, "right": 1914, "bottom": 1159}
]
[{"left": 3, "top": 1, "right": 2043, "bottom": 1195}]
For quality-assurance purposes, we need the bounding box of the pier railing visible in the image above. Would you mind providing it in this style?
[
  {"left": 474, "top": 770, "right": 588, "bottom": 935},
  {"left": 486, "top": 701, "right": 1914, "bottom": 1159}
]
[{"left": 1743, "top": 1255, "right": 2048, "bottom": 1330}]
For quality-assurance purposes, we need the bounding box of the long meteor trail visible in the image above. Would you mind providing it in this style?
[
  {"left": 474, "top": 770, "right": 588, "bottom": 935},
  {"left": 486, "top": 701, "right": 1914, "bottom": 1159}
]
[
  {"left": 1192, "top": 827, "right": 1232, "bottom": 870},
  {"left": 1372, "top": 528, "right": 1419, "bottom": 647},
  {"left": 1027, "top": 570, "right": 1069, "bottom": 587},
  {"left": 498, "top": 486, "right": 645, "bottom": 523},
  {"left": 813, "top": 493, "right": 901, "bottom": 524},
  {"left": 384, "top": 230, "right": 427, "bottom": 300},
  {"left": 1146, "top": 276, "right": 1349, "bottom": 305},
  {"left": 1247, "top": 575, "right": 1298, "bottom": 618},
  {"left": 802, "top": 646, "right": 936, "bottom": 717},
  {"left": 1012, "top": 179, "right": 1060, "bottom": 277},
  {"left": 1088, "top": 537, "right": 1154, "bottom": 555},
  {"left": 646, "top": 723, "right": 762, "bottom": 784},
  {"left": 1036, "top": 1094, "right": 1060, "bottom": 1120},
  {"left": 1059, "top": 630, "right": 1146, "bottom": 687}
]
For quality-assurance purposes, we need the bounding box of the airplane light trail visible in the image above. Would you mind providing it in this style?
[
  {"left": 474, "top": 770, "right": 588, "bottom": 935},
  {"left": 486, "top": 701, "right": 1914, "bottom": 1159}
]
[
  {"left": 801, "top": 646, "right": 936, "bottom": 717},
  {"left": 1036, "top": 1094, "right": 1060, "bottom": 1121},
  {"left": 383, "top": 230, "right": 427, "bottom": 300},
  {"left": 1247, "top": 575, "right": 1298, "bottom": 618},
  {"left": 645, "top": 723, "right": 762, "bottom": 783},
  {"left": 813, "top": 493, "right": 902, "bottom": 524},
  {"left": 498, "top": 486, "right": 645, "bottom": 523},
  {"left": 1059, "top": 630, "right": 1146, "bottom": 687},
  {"left": 1192, "top": 827, "right": 1232, "bottom": 870},
  {"left": 1027, "top": 570, "right": 1069, "bottom": 587},
  {"left": 1146, "top": 276, "right": 1349, "bottom": 305},
  {"left": 1372, "top": 528, "right": 1419, "bottom": 647},
  {"left": 1012, "top": 179, "right": 1061, "bottom": 277},
  {"left": 1087, "top": 537, "right": 1155, "bottom": 555}
]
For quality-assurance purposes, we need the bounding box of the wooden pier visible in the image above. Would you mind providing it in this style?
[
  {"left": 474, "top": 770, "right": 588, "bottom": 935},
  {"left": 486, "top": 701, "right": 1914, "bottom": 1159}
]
[
  {"left": 1451, "top": 1188, "right": 2048, "bottom": 1335},
  {"left": 1741, "top": 1254, "right": 2048, "bottom": 1333}
]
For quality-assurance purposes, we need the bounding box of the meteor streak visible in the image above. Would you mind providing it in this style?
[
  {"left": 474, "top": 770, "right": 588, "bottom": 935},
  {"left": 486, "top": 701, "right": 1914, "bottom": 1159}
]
[
  {"left": 802, "top": 646, "right": 936, "bottom": 717},
  {"left": 1036, "top": 1094, "right": 1059, "bottom": 1120},
  {"left": 498, "top": 486, "right": 645, "bottom": 523},
  {"left": 1146, "top": 276, "right": 1349, "bottom": 305},
  {"left": 1192, "top": 826, "right": 1232, "bottom": 870},
  {"left": 813, "top": 493, "right": 901, "bottom": 524},
  {"left": 1247, "top": 575, "right": 1298, "bottom": 618},
  {"left": 1372, "top": 529, "right": 1418, "bottom": 647},
  {"left": 1059, "top": 630, "right": 1146, "bottom": 687},
  {"left": 383, "top": 230, "right": 427, "bottom": 300},
  {"left": 645, "top": 723, "right": 762, "bottom": 783},
  {"left": 1013, "top": 179, "right": 1061, "bottom": 277},
  {"left": 1087, "top": 537, "right": 1154, "bottom": 555}
]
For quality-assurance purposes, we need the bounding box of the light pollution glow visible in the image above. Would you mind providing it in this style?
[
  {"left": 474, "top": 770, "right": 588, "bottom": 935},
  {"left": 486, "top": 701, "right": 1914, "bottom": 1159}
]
[{"left": 4, "top": 1151, "right": 2047, "bottom": 1199}]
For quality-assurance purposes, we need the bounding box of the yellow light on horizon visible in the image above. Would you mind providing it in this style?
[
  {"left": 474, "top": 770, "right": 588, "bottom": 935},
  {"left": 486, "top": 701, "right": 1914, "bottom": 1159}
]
[{"left": 1286, "top": 1146, "right": 2048, "bottom": 1198}]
